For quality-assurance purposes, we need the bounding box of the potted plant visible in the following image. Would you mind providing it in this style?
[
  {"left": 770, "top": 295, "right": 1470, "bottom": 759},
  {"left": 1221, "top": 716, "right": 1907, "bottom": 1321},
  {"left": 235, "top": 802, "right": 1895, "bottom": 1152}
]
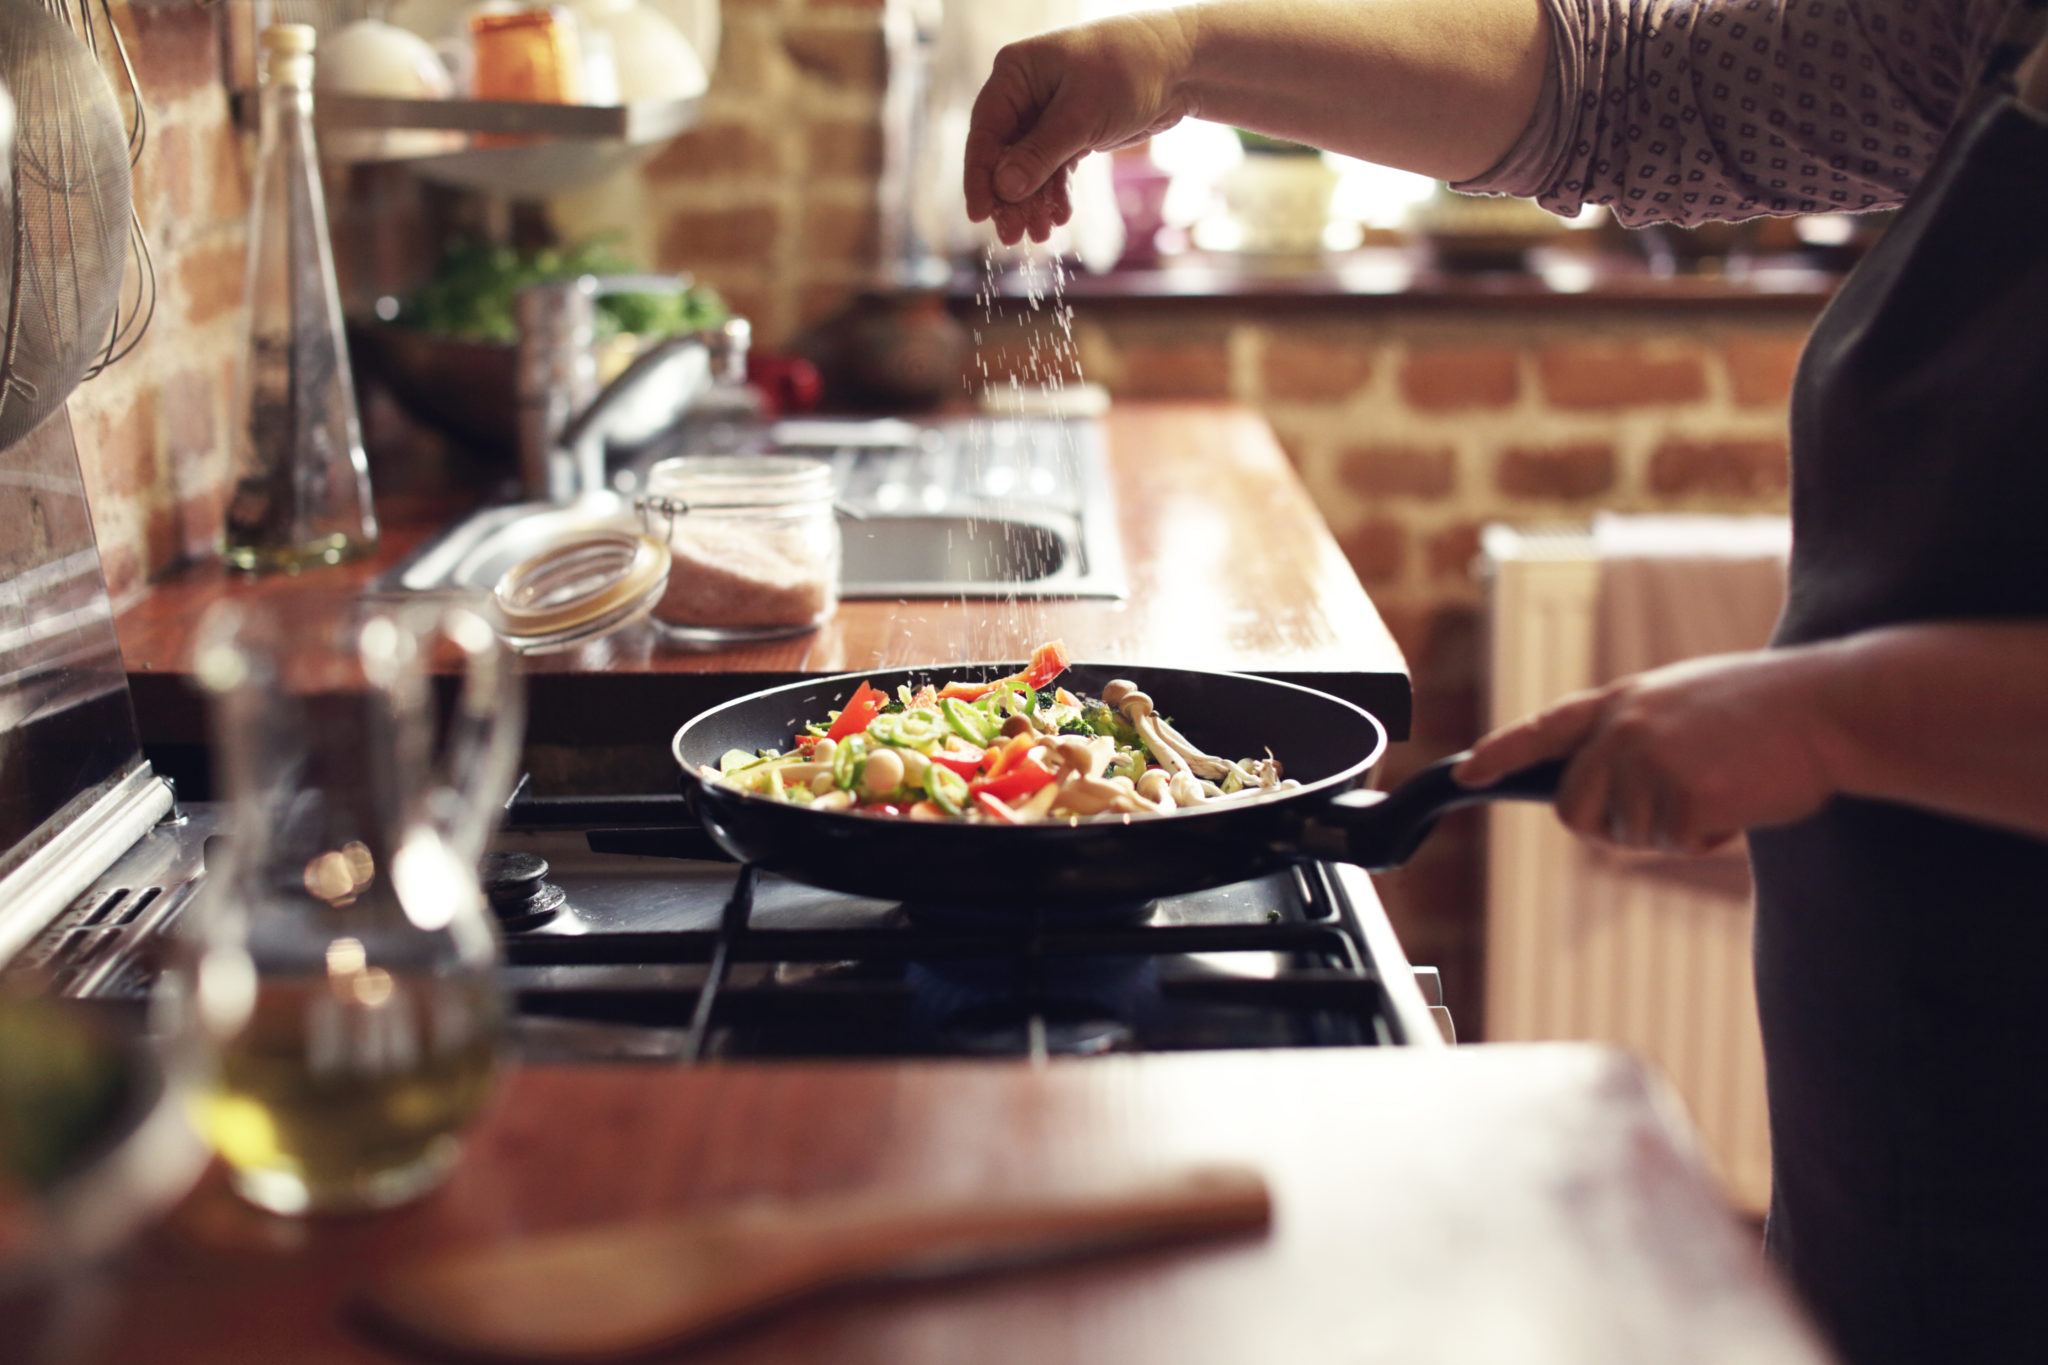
[{"left": 1216, "top": 129, "right": 1341, "bottom": 255}]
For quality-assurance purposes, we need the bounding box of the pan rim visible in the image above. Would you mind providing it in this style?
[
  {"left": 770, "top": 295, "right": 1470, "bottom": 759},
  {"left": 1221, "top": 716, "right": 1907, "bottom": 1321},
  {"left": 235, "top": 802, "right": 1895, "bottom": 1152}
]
[{"left": 670, "top": 661, "right": 1390, "bottom": 833}]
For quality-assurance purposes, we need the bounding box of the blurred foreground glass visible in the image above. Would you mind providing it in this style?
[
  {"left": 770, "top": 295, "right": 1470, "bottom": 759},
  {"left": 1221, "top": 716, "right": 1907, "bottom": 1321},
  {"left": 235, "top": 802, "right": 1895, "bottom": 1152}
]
[{"left": 157, "top": 596, "right": 523, "bottom": 1215}]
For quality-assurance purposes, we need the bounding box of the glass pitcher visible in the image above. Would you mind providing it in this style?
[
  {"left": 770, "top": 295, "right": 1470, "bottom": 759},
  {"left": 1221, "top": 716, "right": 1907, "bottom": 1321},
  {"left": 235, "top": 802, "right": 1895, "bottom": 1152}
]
[{"left": 159, "top": 596, "right": 523, "bottom": 1215}]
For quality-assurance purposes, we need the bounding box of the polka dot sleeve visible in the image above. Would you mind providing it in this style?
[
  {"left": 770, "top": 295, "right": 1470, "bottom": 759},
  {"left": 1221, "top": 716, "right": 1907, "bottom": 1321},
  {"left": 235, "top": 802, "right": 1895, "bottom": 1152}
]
[{"left": 1456, "top": 0, "right": 2031, "bottom": 224}]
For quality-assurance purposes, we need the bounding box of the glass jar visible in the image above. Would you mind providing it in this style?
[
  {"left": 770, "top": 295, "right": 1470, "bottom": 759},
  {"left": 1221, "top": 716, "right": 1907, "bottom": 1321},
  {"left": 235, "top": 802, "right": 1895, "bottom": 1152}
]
[{"left": 637, "top": 455, "right": 839, "bottom": 644}]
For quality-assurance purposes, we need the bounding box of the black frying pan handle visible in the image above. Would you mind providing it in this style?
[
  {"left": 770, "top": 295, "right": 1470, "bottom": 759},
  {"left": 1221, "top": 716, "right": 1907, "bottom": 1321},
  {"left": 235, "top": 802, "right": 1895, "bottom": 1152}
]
[{"left": 1304, "top": 754, "right": 1565, "bottom": 871}]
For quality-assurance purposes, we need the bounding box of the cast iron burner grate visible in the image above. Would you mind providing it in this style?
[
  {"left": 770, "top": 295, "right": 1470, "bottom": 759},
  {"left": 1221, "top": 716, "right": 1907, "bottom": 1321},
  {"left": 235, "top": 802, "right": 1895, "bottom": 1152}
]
[{"left": 494, "top": 792, "right": 1413, "bottom": 1061}]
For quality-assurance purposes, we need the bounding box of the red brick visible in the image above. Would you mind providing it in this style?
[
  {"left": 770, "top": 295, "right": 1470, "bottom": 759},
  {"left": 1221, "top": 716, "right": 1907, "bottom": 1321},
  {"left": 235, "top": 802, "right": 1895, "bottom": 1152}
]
[
  {"left": 79, "top": 389, "right": 159, "bottom": 500},
  {"left": 658, "top": 205, "right": 783, "bottom": 265},
  {"left": 199, "top": 117, "right": 251, "bottom": 227},
  {"left": 139, "top": 121, "right": 196, "bottom": 228},
  {"left": 1336, "top": 443, "right": 1454, "bottom": 499},
  {"left": 117, "top": 6, "right": 221, "bottom": 100},
  {"left": 1426, "top": 522, "right": 1486, "bottom": 582},
  {"left": 1267, "top": 422, "right": 1311, "bottom": 471},
  {"left": 1334, "top": 517, "right": 1408, "bottom": 586},
  {"left": 1496, "top": 442, "right": 1616, "bottom": 499},
  {"left": 712, "top": 18, "right": 782, "bottom": 95},
  {"left": 1260, "top": 333, "right": 1372, "bottom": 401},
  {"left": 161, "top": 368, "right": 218, "bottom": 464},
  {"left": 180, "top": 489, "right": 226, "bottom": 556},
  {"left": 801, "top": 199, "right": 878, "bottom": 264},
  {"left": 782, "top": 24, "right": 886, "bottom": 89},
  {"left": 1648, "top": 438, "right": 1790, "bottom": 498},
  {"left": 178, "top": 241, "right": 245, "bottom": 327},
  {"left": 643, "top": 124, "right": 782, "bottom": 181},
  {"left": 1536, "top": 342, "right": 1708, "bottom": 409},
  {"left": 970, "top": 337, "right": 1081, "bottom": 390},
  {"left": 100, "top": 541, "right": 142, "bottom": 603},
  {"left": 807, "top": 121, "right": 883, "bottom": 177},
  {"left": 145, "top": 503, "right": 182, "bottom": 578},
  {"left": 1401, "top": 345, "right": 1519, "bottom": 411},
  {"left": 1105, "top": 334, "right": 1230, "bottom": 399},
  {"left": 1724, "top": 335, "right": 1805, "bottom": 407}
]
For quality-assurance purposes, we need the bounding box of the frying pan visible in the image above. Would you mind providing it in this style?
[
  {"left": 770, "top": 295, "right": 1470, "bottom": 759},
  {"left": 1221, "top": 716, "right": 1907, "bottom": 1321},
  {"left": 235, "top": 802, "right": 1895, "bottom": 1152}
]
[{"left": 671, "top": 663, "right": 1561, "bottom": 911}]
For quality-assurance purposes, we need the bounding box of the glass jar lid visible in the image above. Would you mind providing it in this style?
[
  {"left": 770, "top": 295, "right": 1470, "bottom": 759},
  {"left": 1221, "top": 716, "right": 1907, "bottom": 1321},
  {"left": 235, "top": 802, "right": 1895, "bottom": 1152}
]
[
  {"left": 641, "top": 454, "right": 833, "bottom": 511},
  {"left": 490, "top": 529, "right": 670, "bottom": 654}
]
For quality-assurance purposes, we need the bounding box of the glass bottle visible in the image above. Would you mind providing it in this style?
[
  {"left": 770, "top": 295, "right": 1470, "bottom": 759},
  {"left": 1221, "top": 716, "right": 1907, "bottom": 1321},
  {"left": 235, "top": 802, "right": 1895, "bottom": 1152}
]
[
  {"left": 223, "top": 24, "right": 377, "bottom": 573},
  {"left": 159, "top": 595, "right": 523, "bottom": 1215}
]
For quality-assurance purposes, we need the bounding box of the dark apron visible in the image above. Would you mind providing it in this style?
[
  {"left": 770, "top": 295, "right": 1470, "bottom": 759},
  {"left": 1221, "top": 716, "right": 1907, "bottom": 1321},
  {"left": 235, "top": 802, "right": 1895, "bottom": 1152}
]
[{"left": 1750, "top": 69, "right": 2048, "bottom": 1365}]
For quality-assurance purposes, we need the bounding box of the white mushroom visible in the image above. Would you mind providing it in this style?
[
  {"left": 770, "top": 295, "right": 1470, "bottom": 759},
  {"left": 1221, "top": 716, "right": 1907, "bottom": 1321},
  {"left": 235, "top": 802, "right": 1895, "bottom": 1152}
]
[
  {"left": 861, "top": 747, "right": 905, "bottom": 798},
  {"left": 812, "top": 789, "right": 854, "bottom": 812},
  {"left": 1058, "top": 774, "right": 1132, "bottom": 815},
  {"left": 1102, "top": 681, "right": 1258, "bottom": 785},
  {"left": 1168, "top": 771, "right": 1207, "bottom": 808},
  {"left": 1049, "top": 734, "right": 1112, "bottom": 781},
  {"left": 1135, "top": 768, "right": 1173, "bottom": 807}
]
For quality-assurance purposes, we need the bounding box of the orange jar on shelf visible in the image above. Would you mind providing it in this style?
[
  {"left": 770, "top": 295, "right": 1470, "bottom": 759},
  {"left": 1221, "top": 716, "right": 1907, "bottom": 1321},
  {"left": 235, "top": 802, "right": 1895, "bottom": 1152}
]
[{"left": 469, "top": 8, "right": 584, "bottom": 104}]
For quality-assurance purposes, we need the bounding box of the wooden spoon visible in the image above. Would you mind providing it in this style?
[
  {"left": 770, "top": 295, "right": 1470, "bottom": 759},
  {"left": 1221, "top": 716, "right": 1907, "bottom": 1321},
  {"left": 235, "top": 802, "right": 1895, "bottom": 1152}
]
[{"left": 360, "top": 1165, "right": 1271, "bottom": 1362}]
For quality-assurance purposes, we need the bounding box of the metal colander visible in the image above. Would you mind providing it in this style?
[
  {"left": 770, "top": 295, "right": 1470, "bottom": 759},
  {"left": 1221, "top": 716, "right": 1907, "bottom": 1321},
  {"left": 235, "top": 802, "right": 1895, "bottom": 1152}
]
[{"left": 0, "top": 0, "right": 135, "bottom": 450}]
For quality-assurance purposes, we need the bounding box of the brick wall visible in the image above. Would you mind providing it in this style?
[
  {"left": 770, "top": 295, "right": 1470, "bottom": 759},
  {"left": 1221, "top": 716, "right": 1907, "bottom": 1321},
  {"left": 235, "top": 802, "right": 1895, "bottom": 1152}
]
[
  {"left": 1067, "top": 301, "right": 1815, "bottom": 1030},
  {"left": 65, "top": 1, "right": 248, "bottom": 605},
  {"left": 557, "top": 0, "right": 890, "bottom": 348}
]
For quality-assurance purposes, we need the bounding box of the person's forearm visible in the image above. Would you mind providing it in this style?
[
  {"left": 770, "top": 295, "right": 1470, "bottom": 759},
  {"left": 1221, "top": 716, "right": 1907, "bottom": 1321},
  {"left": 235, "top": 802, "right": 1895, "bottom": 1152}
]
[
  {"left": 1171, "top": 0, "right": 1551, "bottom": 182},
  {"left": 1814, "top": 623, "right": 2048, "bottom": 839}
]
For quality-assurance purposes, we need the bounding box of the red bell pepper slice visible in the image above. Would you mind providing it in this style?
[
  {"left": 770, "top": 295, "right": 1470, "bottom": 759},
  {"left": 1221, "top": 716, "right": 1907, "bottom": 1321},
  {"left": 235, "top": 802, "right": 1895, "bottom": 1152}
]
[
  {"left": 980, "top": 733, "right": 1037, "bottom": 781},
  {"left": 824, "top": 681, "right": 886, "bottom": 742},
  {"left": 1016, "top": 639, "right": 1071, "bottom": 691},
  {"left": 970, "top": 756, "right": 1057, "bottom": 804},
  {"left": 928, "top": 748, "right": 987, "bottom": 778}
]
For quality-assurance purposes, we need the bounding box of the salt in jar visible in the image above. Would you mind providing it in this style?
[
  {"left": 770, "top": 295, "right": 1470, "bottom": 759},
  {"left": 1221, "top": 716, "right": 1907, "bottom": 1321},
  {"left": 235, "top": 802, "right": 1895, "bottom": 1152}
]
[{"left": 637, "top": 454, "right": 839, "bottom": 643}]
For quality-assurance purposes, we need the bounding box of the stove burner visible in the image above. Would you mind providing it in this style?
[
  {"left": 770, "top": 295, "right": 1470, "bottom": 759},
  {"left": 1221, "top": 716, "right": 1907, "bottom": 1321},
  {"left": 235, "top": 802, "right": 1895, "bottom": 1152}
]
[
  {"left": 940, "top": 1006, "right": 1133, "bottom": 1057},
  {"left": 480, "top": 851, "right": 566, "bottom": 931},
  {"left": 906, "top": 956, "right": 1155, "bottom": 1057}
]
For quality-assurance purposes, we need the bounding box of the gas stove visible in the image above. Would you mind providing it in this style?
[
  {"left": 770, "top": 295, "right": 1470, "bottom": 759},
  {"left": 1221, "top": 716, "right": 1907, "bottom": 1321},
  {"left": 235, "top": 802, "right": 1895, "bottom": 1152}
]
[{"left": 7, "top": 784, "right": 1450, "bottom": 1061}]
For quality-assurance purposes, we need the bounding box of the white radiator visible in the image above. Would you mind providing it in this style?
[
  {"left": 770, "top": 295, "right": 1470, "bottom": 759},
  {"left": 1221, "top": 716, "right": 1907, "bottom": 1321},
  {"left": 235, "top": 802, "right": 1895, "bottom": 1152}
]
[{"left": 1479, "top": 526, "right": 1775, "bottom": 1216}]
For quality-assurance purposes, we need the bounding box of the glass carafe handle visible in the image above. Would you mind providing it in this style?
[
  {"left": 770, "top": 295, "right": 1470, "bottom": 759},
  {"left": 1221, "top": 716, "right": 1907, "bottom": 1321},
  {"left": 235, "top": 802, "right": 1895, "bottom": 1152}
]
[
  {"left": 435, "top": 608, "right": 524, "bottom": 860},
  {"left": 361, "top": 606, "right": 524, "bottom": 862}
]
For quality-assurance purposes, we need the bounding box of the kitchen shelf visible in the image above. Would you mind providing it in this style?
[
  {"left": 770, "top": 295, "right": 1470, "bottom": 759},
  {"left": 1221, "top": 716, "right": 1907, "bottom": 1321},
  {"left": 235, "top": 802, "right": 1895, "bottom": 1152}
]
[
  {"left": 257, "top": 91, "right": 708, "bottom": 194},
  {"left": 313, "top": 92, "right": 703, "bottom": 148}
]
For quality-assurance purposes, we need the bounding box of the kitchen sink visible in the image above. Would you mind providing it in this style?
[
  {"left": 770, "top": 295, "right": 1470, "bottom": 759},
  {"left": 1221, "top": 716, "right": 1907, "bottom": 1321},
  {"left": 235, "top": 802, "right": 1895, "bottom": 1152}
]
[{"left": 373, "top": 416, "right": 1127, "bottom": 600}]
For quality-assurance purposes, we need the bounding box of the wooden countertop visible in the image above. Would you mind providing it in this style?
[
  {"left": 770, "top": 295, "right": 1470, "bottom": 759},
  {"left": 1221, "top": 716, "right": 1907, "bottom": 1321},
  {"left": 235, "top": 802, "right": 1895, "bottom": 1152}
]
[
  {"left": 73, "top": 1046, "right": 1828, "bottom": 1365},
  {"left": 117, "top": 403, "right": 1410, "bottom": 763}
]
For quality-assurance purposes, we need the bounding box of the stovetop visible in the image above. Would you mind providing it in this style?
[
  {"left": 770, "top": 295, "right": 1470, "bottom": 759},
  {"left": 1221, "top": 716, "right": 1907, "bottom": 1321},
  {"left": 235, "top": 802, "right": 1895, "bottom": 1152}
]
[{"left": 4, "top": 795, "right": 1448, "bottom": 1061}]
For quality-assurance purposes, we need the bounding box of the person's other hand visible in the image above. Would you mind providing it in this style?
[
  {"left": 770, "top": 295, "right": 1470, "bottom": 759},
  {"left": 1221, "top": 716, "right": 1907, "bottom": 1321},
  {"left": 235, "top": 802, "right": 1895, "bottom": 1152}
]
[
  {"left": 965, "top": 12, "right": 1198, "bottom": 245},
  {"left": 1453, "top": 649, "right": 1846, "bottom": 854}
]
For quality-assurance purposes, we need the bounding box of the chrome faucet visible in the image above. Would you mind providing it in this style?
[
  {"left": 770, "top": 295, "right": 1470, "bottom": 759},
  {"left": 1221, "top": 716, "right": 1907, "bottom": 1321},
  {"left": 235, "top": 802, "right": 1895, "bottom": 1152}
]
[{"left": 515, "top": 275, "right": 750, "bottom": 505}]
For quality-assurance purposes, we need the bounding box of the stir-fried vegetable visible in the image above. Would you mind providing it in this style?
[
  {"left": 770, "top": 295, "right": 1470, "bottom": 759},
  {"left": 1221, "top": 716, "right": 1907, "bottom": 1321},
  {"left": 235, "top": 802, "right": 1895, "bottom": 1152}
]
[{"left": 698, "top": 641, "right": 1303, "bottom": 824}]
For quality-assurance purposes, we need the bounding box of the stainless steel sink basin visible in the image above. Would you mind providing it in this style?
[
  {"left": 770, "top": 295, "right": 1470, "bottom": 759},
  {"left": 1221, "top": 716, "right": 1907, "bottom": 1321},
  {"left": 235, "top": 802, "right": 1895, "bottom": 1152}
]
[
  {"left": 373, "top": 417, "right": 1127, "bottom": 601},
  {"left": 839, "top": 513, "right": 1070, "bottom": 597}
]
